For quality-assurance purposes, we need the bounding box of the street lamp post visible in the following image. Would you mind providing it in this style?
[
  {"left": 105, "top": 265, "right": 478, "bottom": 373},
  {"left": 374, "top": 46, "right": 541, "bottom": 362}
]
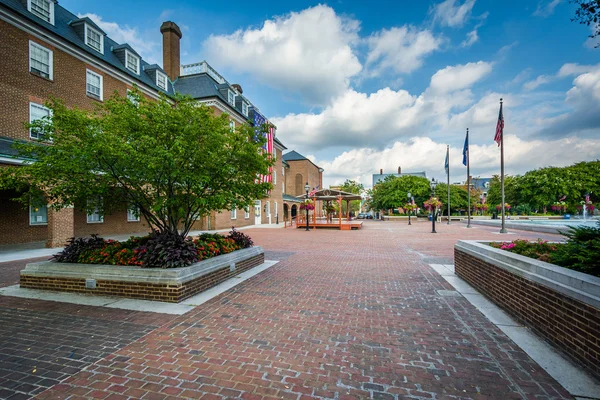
[
  {"left": 430, "top": 178, "right": 437, "bottom": 234},
  {"left": 407, "top": 192, "right": 412, "bottom": 225},
  {"left": 304, "top": 182, "right": 310, "bottom": 231}
]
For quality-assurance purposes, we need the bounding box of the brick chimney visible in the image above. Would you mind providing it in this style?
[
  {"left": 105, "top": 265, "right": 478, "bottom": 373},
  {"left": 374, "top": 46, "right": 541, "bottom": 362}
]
[
  {"left": 380, "top": 168, "right": 383, "bottom": 175},
  {"left": 398, "top": 166, "right": 401, "bottom": 174},
  {"left": 160, "top": 21, "right": 182, "bottom": 81}
]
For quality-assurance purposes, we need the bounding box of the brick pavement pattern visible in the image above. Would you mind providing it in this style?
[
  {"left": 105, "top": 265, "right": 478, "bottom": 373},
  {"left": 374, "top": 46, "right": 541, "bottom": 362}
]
[{"left": 3, "top": 221, "right": 577, "bottom": 399}]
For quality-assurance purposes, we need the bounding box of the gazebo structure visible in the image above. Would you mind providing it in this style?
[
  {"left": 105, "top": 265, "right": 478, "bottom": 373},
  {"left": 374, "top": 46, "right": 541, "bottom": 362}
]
[{"left": 292, "top": 189, "right": 363, "bottom": 230}]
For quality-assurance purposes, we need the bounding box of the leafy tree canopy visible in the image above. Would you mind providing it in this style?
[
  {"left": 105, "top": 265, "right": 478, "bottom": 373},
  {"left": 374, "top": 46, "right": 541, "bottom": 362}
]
[
  {"left": 339, "top": 179, "right": 365, "bottom": 213},
  {"left": 0, "top": 89, "right": 273, "bottom": 238},
  {"left": 371, "top": 175, "right": 430, "bottom": 210}
]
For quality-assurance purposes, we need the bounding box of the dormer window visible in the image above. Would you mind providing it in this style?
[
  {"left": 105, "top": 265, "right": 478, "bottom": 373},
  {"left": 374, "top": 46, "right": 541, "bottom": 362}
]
[
  {"left": 242, "top": 102, "right": 248, "bottom": 116},
  {"left": 28, "top": 0, "right": 54, "bottom": 25},
  {"left": 156, "top": 71, "right": 168, "bottom": 90},
  {"left": 85, "top": 24, "right": 103, "bottom": 53},
  {"left": 227, "top": 90, "right": 235, "bottom": 106},
  {"left": 125, "top": 50, "right": 140, "bottom": 75}
]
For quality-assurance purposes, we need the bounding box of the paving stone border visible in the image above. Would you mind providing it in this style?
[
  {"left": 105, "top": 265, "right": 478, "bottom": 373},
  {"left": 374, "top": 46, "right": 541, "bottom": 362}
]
[
  {"left": 20, "top": 247, "right": 264, "bottom": 303},
  {"left": 455, "top": 240, "right": 600, "bottom": 379}
]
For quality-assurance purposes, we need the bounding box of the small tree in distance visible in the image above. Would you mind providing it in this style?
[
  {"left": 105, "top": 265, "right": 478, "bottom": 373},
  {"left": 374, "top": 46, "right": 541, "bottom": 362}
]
[{"left": 1, "top": 89, "right": 273, "bottom": 240}]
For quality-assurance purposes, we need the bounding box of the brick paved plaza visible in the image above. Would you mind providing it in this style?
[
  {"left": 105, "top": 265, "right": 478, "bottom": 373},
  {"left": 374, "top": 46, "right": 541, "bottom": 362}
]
[{"left": 0, "top": 221, "right": 579, "bottom": 399}]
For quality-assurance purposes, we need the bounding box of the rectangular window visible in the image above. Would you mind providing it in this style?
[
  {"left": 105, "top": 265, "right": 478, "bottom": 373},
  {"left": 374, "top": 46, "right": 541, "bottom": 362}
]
[
  {"left": 127, "top": 89, "right": 139, "bottom": 106},
  {"left": 273, "top": 170, "right": 277, "bottom": 185},
  {"left": 86, "top": 69, "right": 103, "bottom": 100},
  {"left": 28, "top": 0, "right": 54, "bottom": 24},
  {"left": 29, "top": 197, "right": 48, "bottom": 225},
  {"left": 29, "top": 41, "right": 53, "bottom": 80},
  {"left": 242, "top": 102, "right": 248, "bottom": 116},
  {"left": 227, "top": 90, "right": 235, "bottom": 106},
  {"left": 230, "top": 209, "right": 237, "bottom": 219},
  {"left": 125, "top": 50, "right": 139, "bottom": 74},
  {"left": 156, "top": 71, "right": 168, "bottom": 90},
  {"left": 85, "top": 24, "right": 103, "bottom": 53},
  {"left": 127, "top": 205, "right": 140, "bottom": 222},
  {"left": 244, "top": 207, "right": 250, "bottom": 219},
  {"left": 275, "top": 202, "right": 278, "bottom": 217},
  {"left": 87, "top": 198, "right": 104, "bottom": 223},
  {"left": 229, "top": 120, "right": 235, "bottom": 132},
  {"left": 29, "top": 102, "right": 51, "bottom": 140}
]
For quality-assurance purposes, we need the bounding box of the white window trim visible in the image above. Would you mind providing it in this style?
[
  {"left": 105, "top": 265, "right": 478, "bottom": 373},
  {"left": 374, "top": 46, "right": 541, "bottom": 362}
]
[
  {"left": 156, "top": 71, "right": 168, "bottom": 90},
  {"left": 125, "top": 50, "right": 140, "bottom": 75},
  {"left": 229, "top": 120, "right": 235, "bottom": 132},
  {"left": 29, "top": 40, "right": 53, "bottom": 80},
  {"left": 127, "top": 205, "right": 140, "bottom": 222},
  {"left": 244, "top": 207, "right": 250, "bottom": 219},
  {"left": 242, "top": 102, "right": 248, "bottom": 116},
  {"left": 227, "top": 89, "right": 235, "bottom": 106},
  {"left": 127, "top": 89, "right": 139, "bottom": 106},
  {"left": 29, "top": 203, "right": 48, "bottom": 226},
  {"left": 84, "top": 23, "right": 104, "bottom": 54},
  {"left": 27, "top": 0, "right": 54, "bottom": 25},
  {"left": 86, "top": 69, "right": 103, "bottom": 101},
  {"left": 29, "top": 102, "right": 51, "bottom": 140},
  {"left": 87, "top": 198, "right": 104, "bottom": 224},
  {"left": 273, "top": 170, "right": 277, "bottom": 185},
  {"left": 230, "top": 209, "right": 237, "bottom": 220}
]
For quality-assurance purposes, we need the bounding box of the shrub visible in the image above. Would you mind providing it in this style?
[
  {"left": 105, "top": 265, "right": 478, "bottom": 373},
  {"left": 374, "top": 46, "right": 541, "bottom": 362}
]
[
  {"left": 52, "top": 234, "right": 105, "bottom": 263},
  {"left": 227, "top": 227, "right": 253, "bottom": 248},
  {"left": 139, "top": 231, "right": 198, "bottom": 269}
]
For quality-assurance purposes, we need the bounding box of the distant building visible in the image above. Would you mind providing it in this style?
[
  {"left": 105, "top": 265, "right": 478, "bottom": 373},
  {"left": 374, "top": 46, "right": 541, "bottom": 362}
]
[
  {"left": 372, "top": 167, "right": 427, "bottom": 187},
  {"left": 282, "top": 150, "right": 324, "bottom": 220}
]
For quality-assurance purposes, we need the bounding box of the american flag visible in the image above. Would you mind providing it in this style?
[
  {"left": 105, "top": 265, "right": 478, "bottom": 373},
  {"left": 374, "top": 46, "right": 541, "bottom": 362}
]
[
  {"left": 494, "top": 100, "right": 504, "bottom": 147},
  {"left": 308, "top": 185, "right": 320, "bottom": 197},
  {"left": 254, "top": 109, "right": 274, "bottom": 185}
]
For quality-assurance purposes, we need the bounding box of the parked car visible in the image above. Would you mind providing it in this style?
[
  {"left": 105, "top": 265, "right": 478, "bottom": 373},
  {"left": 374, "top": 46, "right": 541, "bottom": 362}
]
[{"left": 358, "top": 213, "right": 366, "bottom": 219}]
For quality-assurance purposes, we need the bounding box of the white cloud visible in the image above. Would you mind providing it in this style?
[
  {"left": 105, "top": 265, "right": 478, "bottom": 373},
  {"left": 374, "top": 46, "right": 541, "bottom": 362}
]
[
  {"left": 79, "top": 13, "right": 161, "bottom": 64},
  {"left": 318, "top": 135, "right": 600, "bottom": 188},
  {"left": 430, "top": 0, "right": 477, "bottom": 28},
  {"left": 533, "top": 0, "right": 563, "bottom": 17},
  {"left": 558, "top": 63, "right": 600, "bottom": 77},
  {"left": 365, "top": 26, "right": 444, "bottom": 76},
  {"left": 461, "top": 29, "right": 479, "bottom": 48},
  {"left": 523, "top": 74, "right": 553, "bottom": 90},
  {"left": 429, "top": 61, "right": 493, "bottom": 93},
  {"left": 202, "top": 5, "right": 362, "bottom": 104}
]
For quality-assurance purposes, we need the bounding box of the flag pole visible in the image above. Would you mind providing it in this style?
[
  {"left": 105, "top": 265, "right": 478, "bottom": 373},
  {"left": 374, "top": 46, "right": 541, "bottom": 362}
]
[
  {"left": 499, "top": 98, "right": 507, "bottom": 233},
  {"left": 466, "top": 128, "right": 471, "bottom": 228},
  {"left": 447, "top": 145, "right": 451, "bottom": 225}
]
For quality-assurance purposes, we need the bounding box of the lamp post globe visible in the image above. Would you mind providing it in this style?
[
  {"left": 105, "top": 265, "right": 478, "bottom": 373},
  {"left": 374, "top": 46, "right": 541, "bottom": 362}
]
[
  {"left": 430, "top": 178, "right": 437, "bottom": 234},
  {"left": 407, "top": 192, "right": 412, "bottom": 226},
  {"left": 304, "top": 182, "right": 310, "bottom": 231}
]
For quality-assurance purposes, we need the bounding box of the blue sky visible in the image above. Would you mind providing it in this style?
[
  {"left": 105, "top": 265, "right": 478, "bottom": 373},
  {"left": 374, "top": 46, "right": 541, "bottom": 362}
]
[{"left": 61, "top": 0, "right": 600, "bottom": 187}]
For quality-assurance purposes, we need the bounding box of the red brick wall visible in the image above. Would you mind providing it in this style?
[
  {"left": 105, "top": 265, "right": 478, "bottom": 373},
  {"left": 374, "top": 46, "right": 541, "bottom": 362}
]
[
  {"left": 0, "top": 189, "right": 47, "bottom": 245},
  {"left": 455, "top": 248, "right": 600, "bottom": 379},
  {"left": 20, "top": 253, "right": 264, "bottom": 302},
  {"left": 74, "top": 208, "right": 150, "bottom": 238}
]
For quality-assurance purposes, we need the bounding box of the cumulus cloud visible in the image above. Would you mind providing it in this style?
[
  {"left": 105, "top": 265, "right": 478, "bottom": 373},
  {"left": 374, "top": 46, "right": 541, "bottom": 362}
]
[
  {"left": 365, "top": 26, "right": 444, "bottom": 76},
  {"left": 202, "top": 5, "right": 362, "bottom": 104},
  {"left": 318, "top": 135, "right": 600, "bottom": 188},
  {"left": 523, "top": 74, "right": 553, "bottom": 90},
  {"left": 274, "top": 61, "right": 492, "bottom": 151},
  {"left": 430, "top": 0, "right": 476, "bottom": 28},
  {"left": 533, "top": 0, "right": 563, "bottom": 17},
  {"left": 79, "top": 13, "right": 161, "bottom": 64}
]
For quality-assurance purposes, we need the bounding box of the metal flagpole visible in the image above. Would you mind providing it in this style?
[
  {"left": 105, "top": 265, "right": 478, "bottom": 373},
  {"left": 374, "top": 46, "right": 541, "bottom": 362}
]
[
  {"left": 447, "top": 145, "right": 451, "bottom": 225},
  {"left": 466, "top": 129, "right": 472, "bottom": 228},
  {"left": 499, "top": 99, "right": 507, "bottom": 233}
]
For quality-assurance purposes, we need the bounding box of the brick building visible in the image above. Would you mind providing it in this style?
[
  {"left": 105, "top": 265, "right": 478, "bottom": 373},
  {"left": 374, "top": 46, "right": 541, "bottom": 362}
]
[
  {"left": 0, "top": 0, "right": 295, "bottom": 246},
  {"left": 282, "top": 151, "right": 324, "bottom": 220}
]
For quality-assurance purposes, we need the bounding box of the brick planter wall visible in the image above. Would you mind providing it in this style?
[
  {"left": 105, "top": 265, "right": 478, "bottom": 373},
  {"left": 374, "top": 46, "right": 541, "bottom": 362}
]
[
  {"left": 21, "top": 248, "right": 264, "bottom": 303},
  {"left": 454, "top": 241, "right": 600, "bottom": 379}
]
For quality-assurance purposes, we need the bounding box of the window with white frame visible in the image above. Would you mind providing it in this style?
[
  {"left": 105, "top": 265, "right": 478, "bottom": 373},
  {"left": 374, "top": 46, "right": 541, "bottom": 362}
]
[
  {"left": 28, "top": 0, "right": 54, "bottom": 25},
  {"left": 127, "top": 204, "right": 140, "bottom": 222},
  {"left": 273, "top": 170, "right": 277, "bottom": 185},
  {"left": 85, "top": 24, "right": 103, "bottom": 53},
  {"left": 241, "top": 102, "right": 248, "bottom": 116},
  {"left": 230, "top": 209, "right": 237, "bottom": 219},
  {"left": 229, "top": 120, "right": 235, "bottom": 132},
  {"left": 86, "top": 69, "right": 103, "bottom": 100},
  {"left": 125, "top": 50, "right": 140, "bottom": 74},
  {"left": 87, "top": 197, "right": 104, "bottom": 223},
  {"left": 29, "top": 41, "right": 53, "bottom": 79},
  {"left": 29, "top": 102, "right": 51, "bottom": 140},
  {"left": 244, "top": 207, "right": 250, "bottom": 219},
  {"left": 127, "top": 89, "right": 139, "bottom": 106},
  {"left": 156, "top": 71, "right": 168, "bottom": 90},
  {"left": 227, "top": 89, "right": 235, "bottom": 106},
  {"left": 29, "top": 196, "right": 48, "bottom": 225},
  {"left": 275, "top": 202, "right": 278, "bottom": 217}
]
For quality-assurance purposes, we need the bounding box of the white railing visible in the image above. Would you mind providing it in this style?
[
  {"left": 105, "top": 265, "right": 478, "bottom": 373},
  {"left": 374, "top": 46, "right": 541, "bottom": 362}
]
[{"left": 180, "top": 61, "right": 227, "bottom": 84}]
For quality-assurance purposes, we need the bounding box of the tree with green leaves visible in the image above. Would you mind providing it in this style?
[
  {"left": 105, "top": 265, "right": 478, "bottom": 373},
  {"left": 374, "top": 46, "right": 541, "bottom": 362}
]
[
  {"left": 435, "top": 183, "right": 469, "bottom": 215},
  {"left": 0, "top": 89, "right": 273, "bottom": 239},
  {"left": 570, "top": 0, "right": 600, "bottom": 47},
  {"left": 371, "top": 175, "right": 430, "bottom": 212},
  {"left": 339, "top": 179, "right": 365, "bottom": 214}
]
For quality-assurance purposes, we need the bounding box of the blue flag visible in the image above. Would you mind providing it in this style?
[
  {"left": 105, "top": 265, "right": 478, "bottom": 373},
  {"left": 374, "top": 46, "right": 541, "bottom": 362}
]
[
  {"left": 444, "top": 146, "right": 449, "bottom": 175},
  {"left": 462, "top": 130, "right": 469, "bottom": 166}
]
